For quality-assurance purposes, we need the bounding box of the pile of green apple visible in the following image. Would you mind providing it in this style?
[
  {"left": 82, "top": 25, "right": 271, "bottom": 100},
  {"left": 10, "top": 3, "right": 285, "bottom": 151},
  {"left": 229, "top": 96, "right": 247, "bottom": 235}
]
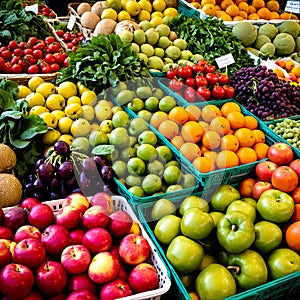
[{"left": 148, "top": 182, "right": 300, "bottom": 299}]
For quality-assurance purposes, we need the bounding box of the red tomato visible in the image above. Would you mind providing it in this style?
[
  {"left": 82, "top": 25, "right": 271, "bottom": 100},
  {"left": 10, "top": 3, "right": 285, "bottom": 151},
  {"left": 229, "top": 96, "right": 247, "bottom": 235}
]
[
  {"left": 50, "top": 63, "right": 60, "bottom": 72},
  {"left": 23, "top": 48, "right": 33, "bottom": 55},
  {"left": 33, "top": 50, "right": 43, "bottom": 59},
  {"left": 63, "top": 57, "right": 70, "bottom": 67},
  {"left": 1, "top": 50, "right": 12, "bottom": 60},
  {"left": 177, "top": 65, "right": 193, "bottom": 79},
  {"left": 0, "top": 57, "right": 5, "bottom": 71},
  {"left": 54, "top": 53, "right": 65, "bottom": 64},
  {"left": 18, "top": 60, "right": 28, "bottom": 72},
  {"left": 41, "top": 65, "right": 51, "bottom": 74},
  {"left": 63, "top": 33, "right": 72, "bottom": 42},
  {"left": 166, "top": 68, "right": 178, "bottom": 80},
  {"left": 28, "top": 37, "right": 38, "bottom": 46},
  {"left": 56, "top": 30, "right": 65, "bottom": 37},
  {"left": 195, "top": 75, "right": 208, "bottom": 88},
  {"left": 8, "top": 40, "right": 18, "bottom": 51},
  {"left": 33, "top": 42, "right": 46, "bottom": 51},
  {"left": 184, "top": 86, "right": 197, "bottom": 103},
  {"left": 212, "top": 85, "right": 226, "bottom": 99},
  {"left": 24, "top": 54, "right": 37, "bottom": 65},
  {"left": 18, "top": 42, "right": 27, "bottom": 49},
  {"left": 13, "top": 48, "right": 23, "bottom": 56},
  {"left": 45, "top": 36, "right": 55, "bottom": 45},
  {"left": 168, "top": 78, "right": 184, "bottom": 92},
  {"left": 218, "top": 73, "right": 230, "bottom": 85},
  {"left": 27, "top": 64, "right": 39, "bottom": 74},
  {"left": 44, "top": 53, "right": 55, "bottom": 64},
  {"left": 192, "top": 63, "right": 204, "bottom": 75},
  {"left": 185, "top": 77, "right": 195, "bottom": 88},
  {"left": 223, "top": 85, "right": 235, "bottom": 98},
  {"left": 204, "top": 65, "right": 216, "bottom": 73},
  {"left": 205, "top": 72, "right": 219, "bottom": 85},
  {"left": 47, "top": 42, "right": 61, "bottom": 53},
  {"left": 11, "top": 63, "right": 22, "bottom": 74},
  {"left": 11, "top": 56, "right": 20, "bottom": 65},
  {"left": 4, "top": 62, "right": 12, "bottom": 73},
  {"left": 196, "top": 86, "right": 211, "bottom": 101}
]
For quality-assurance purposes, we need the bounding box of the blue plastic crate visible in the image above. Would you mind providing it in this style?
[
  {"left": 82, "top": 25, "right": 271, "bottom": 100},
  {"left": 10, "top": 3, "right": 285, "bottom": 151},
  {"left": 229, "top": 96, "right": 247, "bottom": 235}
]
[{"left": 178, "top": 0, "right": 207, "bottom": 19}]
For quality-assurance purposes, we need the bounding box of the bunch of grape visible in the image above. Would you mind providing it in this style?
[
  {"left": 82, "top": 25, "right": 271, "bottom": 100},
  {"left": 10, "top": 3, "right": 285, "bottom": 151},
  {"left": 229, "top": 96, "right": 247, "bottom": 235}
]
[
  {"left": 25, "top": 141, "right": 115, "bottom": 201},
  {"left": 230, "top": 65, "right": 300, "bottom": 121}
]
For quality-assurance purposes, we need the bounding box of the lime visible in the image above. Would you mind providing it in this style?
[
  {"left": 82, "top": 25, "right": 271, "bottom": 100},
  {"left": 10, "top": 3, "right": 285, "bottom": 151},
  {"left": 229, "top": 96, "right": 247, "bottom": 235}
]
[
  {"left": 136, "top": 144, "right": 157, "bottom": 161},
  {"left": 112, "top": 110, "right": 130, "bottom": 128},
  {"left": 128, "top": 186, "right": 145, "bottom": 198},
  {"left": 156, "top": 145, "right": 173, "bottom": 162},
  {"left": 127, "top": 157, "right": 146, "bottom": 176},
  {"left": 163, "top": 165, "right": 182, "bottom": 185},
  {"left": 142, "top": 174, "right": 162, "bottom": 194}
]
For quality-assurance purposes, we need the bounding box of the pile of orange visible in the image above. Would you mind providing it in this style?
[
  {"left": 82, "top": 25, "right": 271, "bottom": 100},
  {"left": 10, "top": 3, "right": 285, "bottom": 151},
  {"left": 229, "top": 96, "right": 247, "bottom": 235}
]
[
  {"left": 274, "top": 59, "right": 300, "bottom": 84},
  {"left": 152, "top": 102, "right": 270, "bottom": 173},
  {"left": 192, "top": 0, "right": 299, "bottom": 21}
]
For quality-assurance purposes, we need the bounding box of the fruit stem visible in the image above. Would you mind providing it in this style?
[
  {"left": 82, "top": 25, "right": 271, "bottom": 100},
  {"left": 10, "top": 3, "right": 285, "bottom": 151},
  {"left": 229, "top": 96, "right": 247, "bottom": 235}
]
[
  {"left": 227, "top": 265, "right": 241, "bottom": 275},
  {"left": 231, "top": 224, "right": 238, "bottom": 231}
]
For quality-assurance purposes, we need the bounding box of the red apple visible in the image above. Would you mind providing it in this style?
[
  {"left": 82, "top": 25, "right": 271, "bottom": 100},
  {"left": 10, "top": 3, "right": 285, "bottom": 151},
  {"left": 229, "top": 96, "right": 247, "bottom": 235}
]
[
  {"left": 116, "top": 262, "right": 129, "bottom": 281},
  {"left": 90, "top": 192, "right": 114, "bottom": 214},
  {"left": 61, "top": 244, "right": 91, "bottom": 275},
  {"left": 82, "top": 205, "right": 109, "bottom": 229},
  {"left": 239, "top": 178, "right": 257, "bottom": 198},
  {"left": 55, "top": 205, "right": 82, "bottom": 230},
  {"left": 255, "top": 161, "right": 278, "bottom": 182},
  {"left": 291, "top": 186, "right": 300, "bottom": 204},
  {"left": 13, "top": 238, "right": 46, "bottom": 269},
  {"left": 41, "top": 225, "right": 71, "bottom": 256},
  {"left": 35, "top": 260, "right": 68, "bottom": 296},
  {"left": 0, "top": 225, "right": 14, "bottom": 240},
  {"left": 271, "top": 166, "right": 299, "bottom": 193},
  {"left": 4, "top": 206, "right": 27, "bottom": 231},
  {"left": 290, "top": 159, "right": 300, "bottom": 181},
  {"left": 0, "top": 240, "right": 12, "bottom": 268},
  {"left": 22, "top": 291, "right": 44, "bottom": 300},
  {"left": 82, "top": 227, "right": 112, "bottom": 254},
  {"left": 88, "top": 251, "right": 120, "bottom": 284},
  {"left": 128, "top": 263, "right": 159, "bottom": 293},
  {"left": 20, "top": 197, "right": 40, "bottom": 212},
  {"left": 14, "top": 225, "right": 41, "bottom": 243},
  {"left": 0, "top": 207, "right": 4, "bottom": 224},
  {"left": 252, "top": 181, "right": 274, "bottom": 200},
  {"left": 63, "top": 193, "right": 90, "bottom": 214},
  {"left": 100, "top": 278, "right": 133, "bottom": 300},
  {"left": 69, "top": 228, "right": 85, "bottom": 245},
  {"left": 66, "top": 290, "right": 98, "bottom": 300},
  {"left": 268, "top": 143, "right": 294, "bottom": 165},
  {"left": 0, "top": 263, "right": 34, "bottom": 300},
  {"left": 119, "top": 233, "right": 151, "bottom": 265},
  {"left": 0, "top": 239, "right": 16, "bottom": 256},
  {"left": 67, "top": 273, "right": 97, "bottom": 294},
  {"left": 28, "top": 203, "right": 54, "bottom": 230},
  {"left": 48, "top": 293, "right": 67, "bottom": 300},
  {"left": 107, "top": 210, "right": 133, "bottom": 237}
]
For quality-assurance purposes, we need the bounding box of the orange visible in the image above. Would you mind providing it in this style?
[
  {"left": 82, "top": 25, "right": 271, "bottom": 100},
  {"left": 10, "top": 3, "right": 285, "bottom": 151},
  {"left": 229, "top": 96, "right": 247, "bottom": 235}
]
[
  {"left": 150, "top": 111, "right": 169, "bottom": 128},
  {"left": 273, "top": 68, "right": 285, "bottom": 78},
  {"left": 202, "top": 131, "right": 221, "bottom": 150},
  {"left": 238, "top": 1, "right": 249, "bottom": 13},
  {"left": 253, "top": 142, "right": 269, "bottom": 160},
  {"left": 235, "top": 0, "right": 247, "bottom": 4},
  {"left": 244, "top": 115, "right": 258, "bottom": 130},
  {"left": 209, "top": 116, "right": 231, "bottom": 135},
  {"left": 234, "top": 127, "right": 256, "bottom": 147},
  {"left": 158, "top": 119, "right": 179, "bottom": 140},
  {"left": 226, "top": 111, "right": 246, "bottom": 130},
  {"left": 233, "top": 16, "right": 244, "bottom": 20},
  {"left": 216, "top": 10, "right": 226, "bottom": 18},
  {"left": 186, "top": 105, "right": 202, "bottom": 121},
  {"left": 279, "top": 12, "right": 292, "bottom": 19},
  {"left": 248, "top": 5, "right": 256, "bottom": 14},
  {"left": 269, "top": 11, "right": 280, "bottom": 19},
  {"left": 266, "top": 0, "right": 280, "bottom": 12},
  {"left": 226, "top": 4, "right": 240, "bottom": 17},
  {"left": 285, "top": 221, "right": 300, "bottom": 252},
  {"left": 203, "top": 150, "right": 218, "bottom": 163},
  {"left": 216, "top": 150, "right": 239, "bottom": 169},
  {"left": 292, "top": 204, "right": 300, "bottom": 222},
  {"left": 180, "top": 142, "right": 202, "bottom": 161},
  {"left": 201, "top": 0, "right": 216, "bottom": 5},
  {"left": 285, "top": 60, "right": 295, "bottom": 72},
  {"left": 220, "top": 134, "right": 239, "bottom": 152},
  {"left": 251, "top": 0, "right": 265, "bottom": 9},
  {"left": 257, "top": 7, "right": 271, "bottom": 19},
  {"left": 238, "top": 10, "right": 248, "bottom": 19},
  {"left": 200, "top": 145, "right": 210, "bottom": 154},
  {"left": 199, "top": 121, "right": 210, "bottom": 132},
  {"left": 252, "top": 129, "right": 266, "bottom": 143},
  {"left": 291, "top": 66, "right": 300, "bottom": 77},
  {"left": 181, "top": 121, "right": 204, "bottom": 143},
  {"left": 201, "top": 4, "right": 216, "bottom": 15},
  {"left": 168, "top": 106, "right": 189, "bottom": 125},
  {"left": 219, "top": 13, "right": 233, "bottom": 21},
  {"left": 220, "top": 0, "right": 234, "bottom": 10},
  {"left": 236, "top": 147, "right": 258, "bottom": 165},
  {"left": 192, "top": 156, "right": 215, "bottom": 173},
  {"left": 248, "top": 13, "right": 260, "bottom": 20},
  {"left": 170, "top": 135, "right": 185, "bottom": 149},
  {"left": 220, "top": 101, "right": 241, "bottom": 117},
  {"left": 201, "top": 105, "right": 222, "bottom": 123},
  {"left": 239, "top": 177, "right": 257, "bottom": 198}
]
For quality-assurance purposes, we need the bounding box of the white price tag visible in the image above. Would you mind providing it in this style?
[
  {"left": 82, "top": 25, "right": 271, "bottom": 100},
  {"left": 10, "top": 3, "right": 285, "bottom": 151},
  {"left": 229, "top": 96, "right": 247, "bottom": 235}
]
[
  {"left": 285, "top": 1, "right": 300, "bottom": 14},
  {"left": 215, "top": 53, "right": 235, "bottom": 69},
  {"left": 67, "top": 15, "right": 76, "bottom": 31},
  {"left": 24, "top": 4, "right": 38, "bottom": 14}
]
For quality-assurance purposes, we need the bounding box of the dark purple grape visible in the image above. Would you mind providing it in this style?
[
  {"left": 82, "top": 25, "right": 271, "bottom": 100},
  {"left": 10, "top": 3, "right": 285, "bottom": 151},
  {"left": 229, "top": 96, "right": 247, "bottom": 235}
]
[
  {"left": 79, "top": 172, "right": 91, "bottom": 189},
  {"left": 38, "top": 163, "right": 56, "bottom": 182},
  {"left": 25, "top": 182, "right": 34, "bottom": 193},
  {"left": 54, "top": 141, "right": 71, "bottom": 157},
  {"left": 50, "top": 192, "right": 61, "bottom": 200},
  {"left": 35, "top": 158, "right": 45, "bottom": 170},
  {"left": 94, "top": 156, "right": 107, "bottom": 167},
  {"left": 58, "top": 161, "right": 74, "bottom": 179},
  {"left": 65, "top": 176, "right": 78, "bottom": 189},
  {"left": 33, "top": 178, "right": 46, "bottom": 192},
  {"left": 103, "top": 184, "right": 113, "bottom": 194},
  {"left": 100, "top": 165, "right": 114, "bottom": 183},
  {"left": 81, "top": 157, "right": 97, "bottom": 174}
]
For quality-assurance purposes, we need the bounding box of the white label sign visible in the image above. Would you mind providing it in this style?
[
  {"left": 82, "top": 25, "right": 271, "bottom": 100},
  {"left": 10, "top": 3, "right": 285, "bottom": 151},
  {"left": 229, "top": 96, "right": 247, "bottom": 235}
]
[
  {"left": 215, "top": 53, "right": 235, "bottom": 69},
  {"left": 67, "top": 15, "right": 76, "bottom": 31},
  {"left": 24, "top": 4, "right": 38, "bottom": 14},
  {"left": 285, "top": 1, "right": 300, "bottom": 14}
]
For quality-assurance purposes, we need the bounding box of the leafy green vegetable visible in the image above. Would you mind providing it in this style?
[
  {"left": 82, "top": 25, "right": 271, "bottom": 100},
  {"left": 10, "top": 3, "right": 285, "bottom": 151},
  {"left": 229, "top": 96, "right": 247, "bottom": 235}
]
[
  {"left": 168, "top": 14, "right": 255, "bottom": 74},
  {"left": 56, "top": 34, "right": 150, "bottom": 94},
  {"left": 0, "top": 79, "right": 48, "bottom": 178}
]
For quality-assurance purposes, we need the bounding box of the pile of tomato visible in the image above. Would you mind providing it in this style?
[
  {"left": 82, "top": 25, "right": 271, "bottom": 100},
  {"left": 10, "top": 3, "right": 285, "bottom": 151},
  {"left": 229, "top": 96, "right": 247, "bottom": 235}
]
[
  {"left": 21, "top": 3, "right": 57, "bottom": 18},
  {"left": 0, "top": 36, "right": 69, "bottom": 74},
  {"left": 55, "top": 30, "right": 86, "bottom": 53},
  {"left": 166, "top": 60, "right": 235, "bottom": 102}
]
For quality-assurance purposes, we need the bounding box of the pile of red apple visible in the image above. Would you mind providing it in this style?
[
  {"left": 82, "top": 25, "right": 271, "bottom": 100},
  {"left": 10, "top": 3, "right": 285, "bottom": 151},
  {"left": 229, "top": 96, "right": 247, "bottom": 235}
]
[{"left": 0, "top": 192, "right": 160, "bottom": 300}]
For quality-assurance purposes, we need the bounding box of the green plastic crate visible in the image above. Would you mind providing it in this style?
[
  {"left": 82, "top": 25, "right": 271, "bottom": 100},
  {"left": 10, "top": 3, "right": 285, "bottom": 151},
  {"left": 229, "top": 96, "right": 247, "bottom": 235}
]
[
  {"left": 178, "top": 0, "right": 207, "bottom": 19},
  {"left": 137, "top": 192, "right": 300, "bottom": 300}
]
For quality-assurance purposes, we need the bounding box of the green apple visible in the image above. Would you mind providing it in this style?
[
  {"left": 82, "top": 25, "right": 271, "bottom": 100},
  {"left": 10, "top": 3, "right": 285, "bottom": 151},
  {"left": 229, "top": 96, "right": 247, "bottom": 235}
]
[
  {"left": 226, "top": 200, "right": 256, "bottom": 223},
  {"left": 150, "top": 198, "right": 176, "bottom": 221},
  {"left": 242, "top": 197, "right": 257, "bottom": 208},
  {"left": 128, "top": 118, "right": 148, "bottom": 136},
  {"left": 166, "top": 235, "right": 204, "bottom": 274},
  {"left": 210, "top": 184, "right": 241, "bottom": 212},
  {"left": 154, "top": 214, "right": 181, "bottom": 245},
  {"left": 127, "top": 157, "right": 146, "bottom": 176},
  {"left": 209, "top": 211, "right": 224, "bottom": 227},
  {"left": 179, "top": 195, "right": 209, "bottom": 216},
  {"left": 156, "top": 145, "right": 173, "bottom": 163},
  {"left": 138, "top": 130, "right": 158, "bottom": 146},
  {"left": 142, "top": 174, "right": 162, "bottom": 195}
]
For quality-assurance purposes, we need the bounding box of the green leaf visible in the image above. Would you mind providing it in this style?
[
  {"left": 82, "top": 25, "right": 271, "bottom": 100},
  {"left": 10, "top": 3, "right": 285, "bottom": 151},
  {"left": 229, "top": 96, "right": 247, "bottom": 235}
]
[
  {"left": 92, "top": 145, "right": 115, "bottom": 155},
  {"left": 20, "top": 115, "right": 48, "bottom": 140}
]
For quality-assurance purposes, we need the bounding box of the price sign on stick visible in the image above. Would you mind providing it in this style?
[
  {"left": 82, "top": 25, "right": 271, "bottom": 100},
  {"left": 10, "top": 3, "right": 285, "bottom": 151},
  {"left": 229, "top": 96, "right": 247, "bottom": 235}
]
[
  {"left": 24, "top": 4, "right": 38, "bottom": 14},
  {"left": 67, "top": 15, "right": 76, "bottom": 31},
  {"left": 215, "top": 53, "right": 235, "bottom": 69},
  {"left": 285, "top": 1, "right": 300, "bottom": 14}
]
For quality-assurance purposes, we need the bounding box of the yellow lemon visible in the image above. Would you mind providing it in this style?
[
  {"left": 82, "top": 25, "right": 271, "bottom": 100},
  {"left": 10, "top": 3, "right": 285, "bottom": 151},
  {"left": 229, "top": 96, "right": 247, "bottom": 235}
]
[
  {"left": 29, "top": 105, "right": 49, "bottom": 115},
  {"left": 81, "top": 90, "right": 97, "bottom": 106},
  {"left": 138, "top": 0, "right": 152, "bottom": 12},
  {"left": 57, "top": 81, "right": 78, "bottom": 99},
  {"left": 28, "top": 76, "right": 44, "bottom": 92},
  {"left": 58, "top": 116, "right": 73, "bottom": 134},
  {"left": 118, "top": 10, "right": 131, "bottom": 21},
  {"left": 163, "top": 7, "right": 178, "bottom": 17},
  {"left": 150, "top": 16, "right": 164, "bottom": 27},
  {"left": 71, "top": 118, "right": 91, "bottom": 137},
  {"left": 25, "top": 92, "right": 45, "bottom": 109},
  {"left": 16, "top": 85, "right": 32, "bottom": 99},
  {"left": 67, "top": 96, "right": 82, "bottom": 105},
  {"left": 101, "top": 8, "right": 118, "bottom": 20},
  {"left": 51, "top": 110, "right": 65, "bottom": 121},
  {"left": 40, "top": 112, "right": 58, "bottom": 128},
  {"left": 152, "top": 0, "right": 166, "bottom": 12},
  {"left": 42, "top": 129, "right": 61, "bottom": 145},
  {"left": 126, "top": 0, "right": 141, "bottom": 16},
  {"left": 138, "top": 9, "right": 151, "bottom": 21},
  {"left": 36, "top": 82, "right": 56, "bottom": 98},
  {"left": 58, "top": 134, "right": 74, "bottom": 145},
  {"left": 151, "top": 11, "right": 164, "bottom": 18}
]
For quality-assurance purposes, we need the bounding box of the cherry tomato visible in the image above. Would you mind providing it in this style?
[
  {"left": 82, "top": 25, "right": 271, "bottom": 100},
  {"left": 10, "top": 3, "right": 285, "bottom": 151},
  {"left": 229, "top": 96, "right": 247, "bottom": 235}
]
[
  {"left": 218, "top": 73, "right": 230, "bottom": 85},
  {"left": 45, "top": 36, "right": 55, "bottom": 45},
  {"left": 205, "top": 72, "right": 219, "bottom": 85},
  {"left": 33, "top": 49, "right": 43, "bottom": 59},
  {"left": 27, "top": 37, "right": 38, "bottom": 47},
  {"left": 63, "top": 33, "right": 72, "bottom": 42},
  {"left": 223, "top": 85, "right": 235, "bottom": 98},
  {"left": 0, "top": 57, "right": 5, "bottom": 71},
  {"left": 0, "top": 46, "right": 7, "bottom": 52},
  {"left": 63, "top": 57, "right": 70, "bottom": 67},
  {"left": 47, "top": 42, "right": 61, "bottom": 53},
  {"left": 11, "top": 56, "right": 20, "bottom": 65},
  {"left": 198, "top": 60, "right": 209, "bottom": 66},
  {"left": 196, "top": 86, "right": 211, "bottom": 101},
  {"left": 41, "top": 65, "right": 51, "bottom": 74},
  {"left": 23, "top": 48, "right": 33, "bottom": 56},
  {"left": 168, "top": 78, "right": 184, "bottom": 92},
  {"left": 71, "top": 46, "right": 77, "bottom": 52},
  {"left": 1, "top": 50, "right": 12, "bottom": 60},
  {"left": 177, "top": 65, "right": 193, "bottom": 79},
  {"left": 8, "top": 40, "right": 18, "bottom": 51},
  {"left": 18, "top": 42, "right": 27, "bottom": 49},
  {"left": 13, "top": 48, "right": 23, "bottom": 56},
  {"left": 18, "top": 59, "right": 28, "bottom": 72},
  {"left": 4, "top": 62, "right": 12, "bottom": 73},
  {"left": 204, "top": 65, "right": 216, "bottom": 73},
  {"left": 33, "top": 42, "right": 46, "bottom": 51},
  {"left": 185, "top": 77, "right": 195, "bottom": 88},
  {"left": 56, "top": 30, "right": 65, "bottom": 37},
  {"left": 54, "top": 53, "right": 65, "bottom": 64},
  {"left": 24, "top": 54, "right": 37, "bottom": 65},
  {"left": 50, "top": 63, "right": 60, "bottom": 72},
  {"left": 195, "top": 75, "right": 208, "bottom": 88},
  {"left": 39, "top": 61, "right": 49, "bottom": 68},
  {"left": 192, "top": 63, "right": 204, "bottom": 75},
  {"left": 11, "top": 63, "right": 22, "bottom": 74},
  {"left": 44, "top": 53, "right": 55, "bottom": 64},
  {"left": 27, "top": 64, "right": 39, "bottom": 74},
  {"left": 212, "top": 85, "right": 226, "bottom": 99},
  {"left": 184, "top": 86, "right": 197, "bottom": 103}
]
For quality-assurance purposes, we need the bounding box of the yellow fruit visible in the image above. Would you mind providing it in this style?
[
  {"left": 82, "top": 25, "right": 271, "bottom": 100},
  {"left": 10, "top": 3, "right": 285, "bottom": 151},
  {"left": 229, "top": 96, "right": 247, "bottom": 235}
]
[
  {"left": 25, "top": 92, "right": 45, "bottom": 109},
  {"left": 42, "top": 129, "right": 61, "bottom": 145},
  {"left": 29, "top": 105, "right": 49, "bottom": 115},
  {"left": 151, "top": 11, "right": 164, "bottom": 18},
  {"left": 58, "top": 134, "right": 74, "bottom": 145},
  {"left": 163, "top": 7, "right": 178, "bottom": 17},
  {"left": 40, "top": 112, "right": 58, "bottom": 128},
  {"left": 118, "top": 10, "right": 131, "bottom": 21},
  {"left": 67, "top": 96, "right": 82, "bottom": 105},
  {"left": 138, "top": 0, "right": 152, "bottom": 12},
  {"left": 45, "top": 94, "right": 66, "bottom": 111},
  {"left": 77, "top": 82, "right": 90, "bottom": 95},
  {"left": 101, "top": 8, "right": 118, "bottom": 20},
  {"left": 28, "top": 76, "right": 44, "bottom": 92},
  {"left": 138, "top": 9, "right": 151, "bottom": 21},
  {"left": 126, "top": 0, "right": 141, "bottom": 16},
  {"left": 51, "top": 110, "right": 65, "bottom": 121},
  {"left": 16, "top": 85, "right": 32, "bottom": 99},
  {"left": 152, "top": 0, "right": 166, "bottom": 12},
  {"left": 58, "top": 116, "right": 74, "bottom": 134},
  {"left": 150, "top": 16, "right": 164, "bottom": 27},
  {"left": 36, "top": 82, "right": 56, "bottom": 98},
  {"left": 70, "top": 118, "right": 91, "bottom": 137},
  {"left": 57, "top": 81, "right": 78, "bottom": 99},
  {"left": 81, "top": 90, "right": 97, "bottom": 106}
]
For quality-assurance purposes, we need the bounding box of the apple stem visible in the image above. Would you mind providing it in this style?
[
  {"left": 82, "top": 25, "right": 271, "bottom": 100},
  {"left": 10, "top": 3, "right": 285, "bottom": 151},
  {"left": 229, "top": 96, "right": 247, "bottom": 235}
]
[
  {"left": 231, "top": 224, "right": 238, "bottom": 231},
  {"left": 227, "top": 265, "right": 241, "bottom": 275}
]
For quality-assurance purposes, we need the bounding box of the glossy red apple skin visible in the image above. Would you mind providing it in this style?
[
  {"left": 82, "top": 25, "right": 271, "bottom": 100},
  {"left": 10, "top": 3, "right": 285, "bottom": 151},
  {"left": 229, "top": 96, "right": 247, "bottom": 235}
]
[
  {"left": 291, "top": 186, "right": 300, "bottom": 204},
  {"left": 41, "top": 225, "right": 71, "bottom": 256},
  {"left": 119, "top": 233, "right": 151, "bottom": 265},
  {"left": 255, "top": 161, "right": 278, "bottom": 182},
  {"left": 48, "top": 293, "right": 67, "bottom": 300},
  {"left": 63, "top": 193, "right": 90, "bottom": 214},
  {"left": 0, "top": 263, "right": 34, "bottom": 300},
  {"left": 67, "top": 273, "right": 97, "bottom": 294},
  {"left": 128, "top": 262, "right": 159, "bottom": 293},
  {"left": 100, "top": 278, "right": 133, "bottom": 300},
  {"left": 4, "top": 206, "right": 27, "bottom": 231},
  {"left": 252, "top": 181, "right": 274, "bottom": 200},
  {"left": 82, "top": 205, "right": 109, "bottom": 229},
  {"left": 22, "top": 290, "right": 44, "bottom": 300},
  {"left": 13, "top": 238, "right": 46, "bottom": 269},
  {"left": 14, "top": 225, "right": 41, "bottom": 243},
  {"left": 268, "top": 142, "right": 294, "bottom": 165},
  {"left": 107, "top": 210, "right": 133, "bottom": 237},
  {"left": 55, "top": 205, "right": 82, "bottom": 230},
  {"left": 35, "top": 260, "right": 68, "bottom": 296},
  {"left": 290, "top": 159, "right": 300, "bottom": 181},
  {"left": 66, "top": 289, "right": 98, "bottom": 300},
  {"left": 61, "top": 244, "right": 91, "bottom": 275},
  {"left": 271, "top": 166, "right": 299, "bottom": 193},
  {"left": 82, "top": 227, "right": 112, "bottom": 254},
  {"left": 90, "top": 192, "right": 114, "bottom": 214},
  {"left": 0, "top": 241, "right": 12, "bottom": 268},
  {"left": 88, "top": 251, "right": 120, "bottom": 284},
  {"left": 28, "top": 203, "right": 54, "bottom": 230},
  {"left": 69, "top": 228, "right": 85, "bottom": 245},
  {"left": 20, "top": 197, "right": 40, "bottom": 212},
  {"left": 0, "top": 225, "right": 14, "bottom": 240}
]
